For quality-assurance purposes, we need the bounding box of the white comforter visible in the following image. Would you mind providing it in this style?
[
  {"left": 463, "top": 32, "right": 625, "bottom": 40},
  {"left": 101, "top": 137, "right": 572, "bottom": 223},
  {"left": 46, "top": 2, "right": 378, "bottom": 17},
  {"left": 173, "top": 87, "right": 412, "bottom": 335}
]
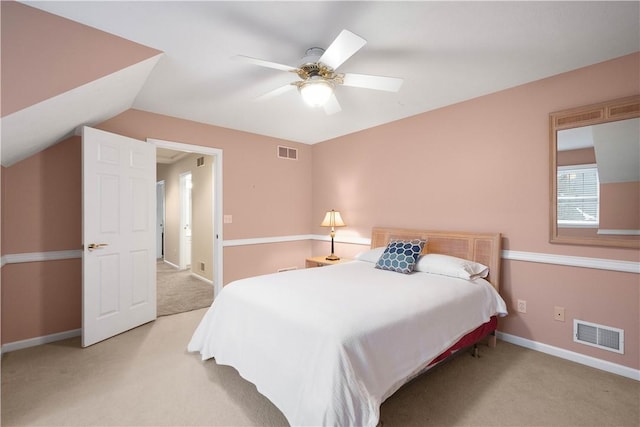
[{"left": 188, "top": 260, "right": 507, "bottom": 427}]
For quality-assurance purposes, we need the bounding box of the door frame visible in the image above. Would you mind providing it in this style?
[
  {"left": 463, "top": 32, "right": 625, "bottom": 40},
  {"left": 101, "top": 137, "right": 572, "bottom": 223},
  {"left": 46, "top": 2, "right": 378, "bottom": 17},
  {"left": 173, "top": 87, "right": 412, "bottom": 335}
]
[
  {"left": 148, "top": 139, "right": 224, "bottom": 297},
  {"left": 178, "top": 171, "right": 192, "bottom": 270},
  {"left": 156, "top": 180, "right": 165, "bottom": 259}
]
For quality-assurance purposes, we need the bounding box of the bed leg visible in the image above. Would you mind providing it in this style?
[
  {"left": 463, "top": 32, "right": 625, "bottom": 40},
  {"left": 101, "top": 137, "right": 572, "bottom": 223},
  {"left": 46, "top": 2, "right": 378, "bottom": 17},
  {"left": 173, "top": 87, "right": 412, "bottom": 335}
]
[
  {"left": 488, "top": 333, "right": 497, "bottom": 348},
  {"left": 472, "top": 344, "right": 479, "bottom": 358}
]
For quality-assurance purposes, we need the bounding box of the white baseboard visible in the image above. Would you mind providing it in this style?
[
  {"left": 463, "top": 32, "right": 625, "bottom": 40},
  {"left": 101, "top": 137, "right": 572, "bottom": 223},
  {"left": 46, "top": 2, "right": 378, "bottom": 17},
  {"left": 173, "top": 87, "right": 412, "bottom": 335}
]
[
  {"left": 191, "top": 272, "right": 213, "bottom": 285},
  {"left": 497, "top": 331, "right": 640, "bottom": 381},
  {"left": 159, "top": 260, "right": 213, "bottom": 285},
  {"left": 1, "top": 328, "right": 81, "bottom": 354},
  {"left": 161, "top": 259, "right": 180, "bottom": 270}
]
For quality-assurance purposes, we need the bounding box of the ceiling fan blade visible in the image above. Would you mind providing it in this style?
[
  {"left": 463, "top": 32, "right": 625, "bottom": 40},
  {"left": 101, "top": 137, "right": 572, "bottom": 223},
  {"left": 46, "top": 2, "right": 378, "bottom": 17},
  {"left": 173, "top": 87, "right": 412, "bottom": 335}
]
[
  {"left": 323, "top": 93, "right": 342, "bottom": 115},
  {"left": 319, "top": 30, "right": 366, "bottom": 70},
  {"left": 342, "top": 73, "right": 403, "bottom": 92},
  {"left": 233, "top": 55, "right": 297, "bottom": 72},
  {"left": 255, "top": 84, "right": 296, "bottom": 102}
]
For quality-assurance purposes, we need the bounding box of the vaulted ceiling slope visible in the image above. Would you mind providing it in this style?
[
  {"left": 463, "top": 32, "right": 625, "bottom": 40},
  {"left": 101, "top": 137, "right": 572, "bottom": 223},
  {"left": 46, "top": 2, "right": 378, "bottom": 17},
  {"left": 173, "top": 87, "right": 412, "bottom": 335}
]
[
  {"left": 1, "top": 1, "right": 162, "bottom": 166},
  {"left": 2, "top": 1, "right": 639, "bottom": 167}
]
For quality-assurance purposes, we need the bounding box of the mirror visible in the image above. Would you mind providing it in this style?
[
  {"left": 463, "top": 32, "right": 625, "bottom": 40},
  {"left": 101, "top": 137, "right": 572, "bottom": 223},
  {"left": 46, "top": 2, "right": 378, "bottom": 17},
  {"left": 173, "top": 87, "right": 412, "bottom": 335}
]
[{"left": 550, "top": 95, "right": 640, "bottom": 248}]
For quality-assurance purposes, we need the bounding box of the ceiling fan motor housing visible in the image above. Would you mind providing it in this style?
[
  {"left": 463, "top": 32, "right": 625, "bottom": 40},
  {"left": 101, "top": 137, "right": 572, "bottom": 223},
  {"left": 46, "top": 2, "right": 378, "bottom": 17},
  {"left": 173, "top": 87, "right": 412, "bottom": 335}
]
[{"left": 295, "top": 47, "right": 343, "bottom": 83}]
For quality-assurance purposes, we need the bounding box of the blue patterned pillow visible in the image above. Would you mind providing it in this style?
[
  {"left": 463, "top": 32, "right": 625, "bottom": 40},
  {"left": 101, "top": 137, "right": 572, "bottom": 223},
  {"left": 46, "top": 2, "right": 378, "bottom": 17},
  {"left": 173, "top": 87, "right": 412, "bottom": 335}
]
[{"left": 375, "top": 239, "right": 426, "bottom": 274}]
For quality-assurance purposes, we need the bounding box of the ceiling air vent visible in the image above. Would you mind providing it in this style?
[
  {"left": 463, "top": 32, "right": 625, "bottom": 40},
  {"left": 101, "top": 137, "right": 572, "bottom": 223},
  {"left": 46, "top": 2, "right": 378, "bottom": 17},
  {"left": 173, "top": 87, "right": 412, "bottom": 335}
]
[
  {"left": 574, "top": 319, "right": 624, "bottom": 354},
  {"left": 196, "top": 156, "right": 205, "bottom": 167},
  {"left": 278, "top": 145, "right": 298, "bottom": 160}
]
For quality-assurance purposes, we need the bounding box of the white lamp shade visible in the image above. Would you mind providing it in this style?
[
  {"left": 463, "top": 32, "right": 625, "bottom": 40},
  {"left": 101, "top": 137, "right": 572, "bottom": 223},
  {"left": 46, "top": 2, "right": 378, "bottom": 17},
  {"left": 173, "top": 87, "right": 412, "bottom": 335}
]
[
  {"left": 300, "top": 79, "right": 333, "bottom": 107},
  {"left": 320, "top": 210, "right": 345, "bottom": 228}
]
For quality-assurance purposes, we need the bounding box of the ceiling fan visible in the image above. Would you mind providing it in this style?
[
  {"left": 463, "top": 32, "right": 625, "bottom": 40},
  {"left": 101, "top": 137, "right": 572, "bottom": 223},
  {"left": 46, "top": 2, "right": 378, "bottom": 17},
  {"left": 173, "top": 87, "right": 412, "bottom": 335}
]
[{"left": 234, "top": 30, "right": 403, "bottom": 115}]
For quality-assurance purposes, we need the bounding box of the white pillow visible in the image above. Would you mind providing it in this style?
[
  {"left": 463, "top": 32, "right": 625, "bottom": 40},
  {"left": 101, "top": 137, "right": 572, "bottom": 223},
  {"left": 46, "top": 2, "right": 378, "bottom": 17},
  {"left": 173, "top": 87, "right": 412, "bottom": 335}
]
[
  {"left": 414, "top": 253, "right": 489, "bottom": 280},
  {"left": 355, "top": 247, "right": 386, "bottom": 263}
]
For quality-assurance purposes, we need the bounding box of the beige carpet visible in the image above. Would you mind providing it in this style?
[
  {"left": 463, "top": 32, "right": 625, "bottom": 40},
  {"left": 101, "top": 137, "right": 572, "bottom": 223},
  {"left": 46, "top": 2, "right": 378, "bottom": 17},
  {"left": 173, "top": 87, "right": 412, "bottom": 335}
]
[
  {"left": 157, "top": 261, "right": 213, "bottom": 316},
  {"left": 2, "top": 308, "right": 639, "bottom": 426}
]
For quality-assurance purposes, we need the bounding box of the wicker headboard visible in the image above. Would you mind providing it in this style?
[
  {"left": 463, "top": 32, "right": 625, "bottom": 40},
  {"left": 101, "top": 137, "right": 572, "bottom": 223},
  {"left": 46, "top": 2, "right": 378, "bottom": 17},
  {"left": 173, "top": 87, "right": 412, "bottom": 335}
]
[{"left": 370, "top": 227, "right": 502, "bottom": 292}]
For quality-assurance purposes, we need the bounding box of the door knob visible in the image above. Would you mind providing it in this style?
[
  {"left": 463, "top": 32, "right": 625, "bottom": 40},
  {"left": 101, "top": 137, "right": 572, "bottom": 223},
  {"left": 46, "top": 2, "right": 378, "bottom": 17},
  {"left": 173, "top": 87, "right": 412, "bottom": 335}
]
[{"left": 88, "top": 243, "right": 108, "bottom": 251}]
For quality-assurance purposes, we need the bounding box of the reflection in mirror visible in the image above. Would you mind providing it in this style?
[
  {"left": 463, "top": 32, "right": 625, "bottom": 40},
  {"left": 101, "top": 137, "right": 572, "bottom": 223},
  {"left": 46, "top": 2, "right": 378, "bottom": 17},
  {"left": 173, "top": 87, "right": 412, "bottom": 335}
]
[{"left": 550, "top": 96, "right": 640, "bottom": 249}]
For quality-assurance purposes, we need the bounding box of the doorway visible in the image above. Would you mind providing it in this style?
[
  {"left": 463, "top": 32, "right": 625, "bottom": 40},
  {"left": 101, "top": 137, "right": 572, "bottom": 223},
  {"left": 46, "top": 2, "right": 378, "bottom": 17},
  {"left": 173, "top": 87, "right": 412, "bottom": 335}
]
[{"left": 150, "top": 139, "right": 223, "bottom": 299}]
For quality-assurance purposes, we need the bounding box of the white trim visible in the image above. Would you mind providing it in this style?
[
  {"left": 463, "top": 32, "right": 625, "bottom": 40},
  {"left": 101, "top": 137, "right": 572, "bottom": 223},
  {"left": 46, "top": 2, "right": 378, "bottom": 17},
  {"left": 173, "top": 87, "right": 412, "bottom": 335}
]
[
  {"left": 224, "top": 236, "right": 638, "bottom": 274},
  {"left": 1, "top": 243, "right": 637, "bottom": 275},
  {"left": 502, "top": 250, "right": 639, "bottom": 274},
  {"left": 178, "top": 171, "right": 192, "bottom": 270},
  {"left": 1, "top": 329, "right": 81, "bottom": 354},
  {"left": 497, "top": 332, "right": 639, "bottom": 381},
  {"left": 191, "top": 272, "right": 214, "bottom": 286},
  {"left": 159, "top": 260, "right": 212, "bottom": 285},
  {"left": 223, "top": 234, "right": 315, "bottom": 247},
  {"left": 161, "top": 259, "right": 180, "bottom": 270},
  {"left": 558, "top": 222, "right": 599, "bottom": 229},
  {"left": 598, "top": 229, "right": 640, "bottom": 236},
  {"left": 1, "top": 250, "right": 82, "bottom": 265},
  {"left": 222, "top": 234, "right": 372, "bottom": 247},
  {"left": 313, "top": 234, "right": 373, "bottom": 246}
]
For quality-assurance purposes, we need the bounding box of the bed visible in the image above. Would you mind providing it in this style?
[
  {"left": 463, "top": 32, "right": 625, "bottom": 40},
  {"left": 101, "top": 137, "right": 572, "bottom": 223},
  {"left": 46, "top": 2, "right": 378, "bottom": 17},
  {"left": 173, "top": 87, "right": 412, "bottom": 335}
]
[{"left": 188, "top": 227, "right": 508, "bottom": 426}]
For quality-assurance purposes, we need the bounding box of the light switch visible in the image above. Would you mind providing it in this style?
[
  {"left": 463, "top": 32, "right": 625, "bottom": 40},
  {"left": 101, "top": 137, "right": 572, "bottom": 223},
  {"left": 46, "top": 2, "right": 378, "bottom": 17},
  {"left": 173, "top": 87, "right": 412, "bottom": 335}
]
[{"left": 224, "top": 215, "right": 233, "bottom": 224}]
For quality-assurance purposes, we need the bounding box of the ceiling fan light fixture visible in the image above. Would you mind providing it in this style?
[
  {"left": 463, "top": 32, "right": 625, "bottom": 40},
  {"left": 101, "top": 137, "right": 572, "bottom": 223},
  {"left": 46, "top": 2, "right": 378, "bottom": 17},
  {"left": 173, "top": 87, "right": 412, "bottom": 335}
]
[{"left": 299, "top": 78, "right": 333, "bottom": 107}]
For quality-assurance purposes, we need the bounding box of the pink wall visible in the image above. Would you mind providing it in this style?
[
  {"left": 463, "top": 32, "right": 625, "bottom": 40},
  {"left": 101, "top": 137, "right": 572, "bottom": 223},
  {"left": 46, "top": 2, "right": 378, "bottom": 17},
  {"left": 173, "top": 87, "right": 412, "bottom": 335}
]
[
  {"left": 600, "top": 181, "right": 640, "bottom": 231},
  {"left": 2, "top": 137, "right": 81, "bottom": 254},
  {"left": 557, "top": 148, "right": 596, "bottom": 166},
  {"left": 1, "top": 260, "right": 81, "bottom": 343},
  {"left": 0, "top": 1, "right": 161, "bottom": 117},
  {"left": 224, "top": 241, "right": 312, "bottom": 284},
  {"left": 311, "top": 53, "right": 640, "bottom": 369},
  {"left": 1, "top": 137, "right": 82, "bottom": 342}
]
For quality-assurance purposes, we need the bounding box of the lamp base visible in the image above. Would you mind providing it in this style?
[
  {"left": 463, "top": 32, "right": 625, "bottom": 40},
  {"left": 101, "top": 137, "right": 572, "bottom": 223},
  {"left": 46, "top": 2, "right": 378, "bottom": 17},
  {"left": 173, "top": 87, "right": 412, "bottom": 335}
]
[{"left": 325, "top": 254, "right": 340, "bottom": 261}]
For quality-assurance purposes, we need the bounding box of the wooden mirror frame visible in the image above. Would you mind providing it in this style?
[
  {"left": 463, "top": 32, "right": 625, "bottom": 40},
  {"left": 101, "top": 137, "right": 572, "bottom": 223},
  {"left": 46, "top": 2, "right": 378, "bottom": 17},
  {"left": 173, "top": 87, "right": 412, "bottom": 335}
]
[{"left": 550, "top": 95, "right": 640, "bottom": 249}]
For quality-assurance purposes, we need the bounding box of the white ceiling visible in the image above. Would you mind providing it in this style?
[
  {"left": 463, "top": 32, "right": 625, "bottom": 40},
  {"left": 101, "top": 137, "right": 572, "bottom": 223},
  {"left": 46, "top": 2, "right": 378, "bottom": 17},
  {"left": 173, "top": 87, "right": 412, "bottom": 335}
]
[
  {"left": 9, "top": 1, "right": 640, "bottom": 163},
  {"left": 156, "top": 147, "right": 190, "bottom": 165}
]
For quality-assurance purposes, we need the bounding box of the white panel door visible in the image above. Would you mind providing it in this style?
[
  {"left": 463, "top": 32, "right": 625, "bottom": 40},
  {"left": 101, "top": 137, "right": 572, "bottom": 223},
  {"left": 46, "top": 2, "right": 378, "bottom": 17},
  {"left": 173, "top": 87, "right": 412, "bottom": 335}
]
[{"left": 82, "top": 126, "right": 156, "bottom": 347}]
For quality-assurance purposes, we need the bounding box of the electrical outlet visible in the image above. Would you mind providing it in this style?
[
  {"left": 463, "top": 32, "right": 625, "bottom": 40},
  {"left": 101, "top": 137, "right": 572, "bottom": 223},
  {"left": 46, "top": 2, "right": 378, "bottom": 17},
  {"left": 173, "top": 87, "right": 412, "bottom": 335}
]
[
  {"left": 554, "top": 306, "right": 565, "bottom": 322},
  {"left": 517, "top": 299, "right": 527, "bottom": 313}
]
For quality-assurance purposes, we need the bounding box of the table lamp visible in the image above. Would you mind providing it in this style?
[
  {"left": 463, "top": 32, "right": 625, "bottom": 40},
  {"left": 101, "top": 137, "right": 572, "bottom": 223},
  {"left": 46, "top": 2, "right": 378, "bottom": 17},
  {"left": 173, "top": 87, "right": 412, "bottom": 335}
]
[{"left": 320, "top": 210, "right": 346, "bottom": 260}]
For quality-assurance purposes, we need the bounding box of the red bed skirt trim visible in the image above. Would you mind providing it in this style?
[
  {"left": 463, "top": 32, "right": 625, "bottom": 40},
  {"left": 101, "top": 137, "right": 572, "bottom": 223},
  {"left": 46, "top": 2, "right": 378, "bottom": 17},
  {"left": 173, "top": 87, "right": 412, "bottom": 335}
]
[{"left": 429, "top": 316, "right": 498, "bottom": 366}]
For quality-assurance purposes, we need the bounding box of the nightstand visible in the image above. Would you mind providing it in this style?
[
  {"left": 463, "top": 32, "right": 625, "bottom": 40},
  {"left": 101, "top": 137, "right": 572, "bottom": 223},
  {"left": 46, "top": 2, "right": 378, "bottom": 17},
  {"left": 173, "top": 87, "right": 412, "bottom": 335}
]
[{"left": 305, "top": 256, "right": 352, "bottom": 268}]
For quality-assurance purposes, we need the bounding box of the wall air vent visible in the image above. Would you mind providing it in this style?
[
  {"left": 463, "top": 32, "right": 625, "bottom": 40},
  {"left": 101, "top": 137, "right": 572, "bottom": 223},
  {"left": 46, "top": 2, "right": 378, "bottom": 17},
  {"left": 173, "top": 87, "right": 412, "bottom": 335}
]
[
  {"left": 574, "top": 319, "right": 624, "bottom": 354},
  {"left": 278, "top": 145, "right": 298, "bottom": 160},
  {"left": 196, "top": 156, "right": 205, "bottom": 167}
]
